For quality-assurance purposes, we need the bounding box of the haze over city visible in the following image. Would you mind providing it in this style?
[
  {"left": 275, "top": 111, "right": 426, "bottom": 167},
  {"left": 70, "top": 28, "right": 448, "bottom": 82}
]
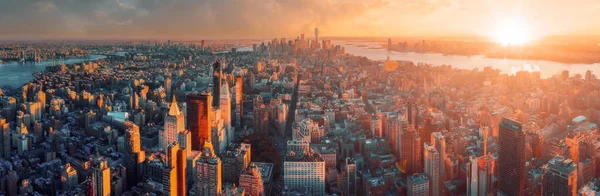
[{"left": 2, "top": 0, "right": 600, "bottom": 40}]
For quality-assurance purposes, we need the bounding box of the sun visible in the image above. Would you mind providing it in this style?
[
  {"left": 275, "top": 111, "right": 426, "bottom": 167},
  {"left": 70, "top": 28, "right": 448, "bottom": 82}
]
[{"left": 493, "top": 18, "right": 532, "bottom": 47}]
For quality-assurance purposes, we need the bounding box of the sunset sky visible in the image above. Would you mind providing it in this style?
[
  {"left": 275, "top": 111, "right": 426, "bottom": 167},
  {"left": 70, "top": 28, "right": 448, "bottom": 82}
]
[{"left": 1, "top": 0, "right": 599, "bottom": 39}]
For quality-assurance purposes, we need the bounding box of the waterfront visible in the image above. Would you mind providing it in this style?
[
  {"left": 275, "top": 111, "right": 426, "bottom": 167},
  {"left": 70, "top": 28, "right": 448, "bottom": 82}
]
[
  {"left": 334, "top": 40, "right": 600, "bottom": 78},
  {"left": 0, "top": 55, "right": 105, "bottom": 88}
]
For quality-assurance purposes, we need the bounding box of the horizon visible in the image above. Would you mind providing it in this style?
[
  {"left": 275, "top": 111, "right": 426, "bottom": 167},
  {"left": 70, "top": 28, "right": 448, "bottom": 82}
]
[{"left": 2, "top": 0, "right": 600, "bottom": 42}]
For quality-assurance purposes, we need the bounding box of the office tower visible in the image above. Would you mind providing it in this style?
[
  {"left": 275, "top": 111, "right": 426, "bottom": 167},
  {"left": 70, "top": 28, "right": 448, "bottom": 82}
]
[
  {"left": 407, "top": 103, "right": 419, "bottom": 130},
  {"left": 408, "top": 173, "right": 429, "bottom": 196},
  {"left": 543, "top": 157, "right": 577, "bottom": 196},
  {"left": 315, "top": 27, "right": 319, "bottom": 44},
  {"left": 234, "top": 75, "right": 243, "bottom": 128},
  {"left": 498, "top": 118, "right": 526, "bottom": 196},
  {"left": 163, "top": 143, "right": 178, "bottom": 196},
  {"left": 431, "top": 132, "right": 446, "bottom": 180},
  {"left": 325, "top": 109, "right": 335, "bottom": 128},
  {"left": 467, "top": 155, "right": 494, "bottom": 196},
  {"left": 253, "top": 97, "right": 269, "bottom": 135},
  {"left": 16, "top": 123, "right": 30, "bottom": 155},
  {"left": 0, "top": 116, "right": 9, "bottom": 159},
  {"left": 61, "top": 163, "right": 78, "bottom": 191},
  {"left": 91, "top": 157, "right": 111, "bottom": 196},
  {"left": 211, "top": 107, "right": 227, "bottom": 154},
  {"left": 371, "top": 116, "right": 383, "bottom": 138},
  {"left": 165, "top": 77, "right": 172, "bottom": 98},
  {"left": 222, "top": 143, "right": 252, "bottom": 184},
  {"left": 162, "top": 96, "right": 185, "bottom": 150},
  {"left": 124, "top": 122, "right": 144, "bottom": 189},
  {"left": 422, "top": 118, "right": 437, "bottom": 144},
  {"left": 400, "top": 127, "right": 423, "bottom": 174},
  {"left": 424, "top": 142, "right": 440, "bottom": 196},
  {"left": 387, "top": 38, "right": 392, "bottom": 51},
  {"left": 212, "top": 61, "right": 222, "bottom": 107},
  {"left": 187, "top": 91, "right": 212, "bottom": 150},
  {"left": 239, "top": 163, "right": 264, "bottom": 196},
  {"left": 196, "top": 141, "right": 222, "bottom": 196},
  {"left": 338, "top": 158, "right": 357, "bottom": 196},
  {"left": 220, "top": 81, "right": 233, "bottom": 145},
  {"left": 284, "top": 150, "right": 326, "bottom": 195},
  {"left": 177, "top": 145, "right": 187, "bottom": 196}
]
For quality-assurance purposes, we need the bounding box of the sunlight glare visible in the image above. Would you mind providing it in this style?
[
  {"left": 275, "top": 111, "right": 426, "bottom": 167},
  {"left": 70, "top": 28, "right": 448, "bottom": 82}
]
[{"left": 493, "top": 18, "right": 532, "bottom": 47}]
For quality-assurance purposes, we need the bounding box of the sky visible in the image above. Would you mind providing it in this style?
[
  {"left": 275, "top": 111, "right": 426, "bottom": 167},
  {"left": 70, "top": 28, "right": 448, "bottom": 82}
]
[{"left": 1, "top": 0, "right": 599, "bottom": 39}]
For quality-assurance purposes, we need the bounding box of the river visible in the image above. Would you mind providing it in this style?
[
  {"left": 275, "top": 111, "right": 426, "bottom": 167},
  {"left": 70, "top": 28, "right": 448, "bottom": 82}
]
[
  {"left": 333, "top": 40, "right": 600, "bottom": 78},
  {"left": 0, "top": 55, "right": 106, "bottom": 88}
]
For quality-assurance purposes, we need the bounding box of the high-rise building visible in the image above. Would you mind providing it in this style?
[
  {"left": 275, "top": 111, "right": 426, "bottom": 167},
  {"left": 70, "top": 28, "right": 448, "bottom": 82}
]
[
  {"left": 422, "top": 118, "right": 437, "bottom": 144},
  {"left": 408, "top": 173, "right": 429, "bottom": 196},
  {"left": 543, "top": 157, "right": 577, "bottom": 196},
  {"left": 467, "top": 155, "right": 494, "bottom": 196},
  {"left": 424, "top": 142, "right": 440, "bottom": 196},
  {"left": 284, "top": 150, "right": 326, "bottom": 195},
  {"left": 212, "top": 61, "right": 222, "bottom": 107},
  {"left": 0, "top": 116, "right": 9, "bottom": 159},
  {"left": 165, "top": 77, "right": 172, "bottom": 98},
  {"left": 220, "top": 81, "right": 233, "bottom": 145},
  {"left": 195, "top": 141, "right": 222, "bottom": 196},
  {"left": 234, "top": 75, "right": 244, "bottom": 128},
  {"left": 498, "top": 118, "right": 526, "bottom": 196},
  {"left": 400, "top": 127, "right": 423, "bottom": 174},
  {"left": 407, "top": 103, "right": 419, "bottom": 130},
  {"left": 91, "top": 156, "right": 111, "bottom": 196},
  {"left": 162, "top": 96, "right": 185, "bottom": 150},
  {"left": 370, "top": 116, "right": 383, "bottom": 138},
  {"left": 187, "top": 91, "right": 213, "bottom": 150},
  {"left": 431, "top": 132, "right": 446, "bottom": 181},
  {"left": 338, "top": 158, "right": 357, "bottom": 196},
  {"left": 315, "top": 27, "right": 319, "bottom": 45},
  {"left": 253, "top": 97, "right": 269, "bottom": 135},
  {"left": 239, "top": 163, "right": 264, "bottom": 196},
  {"left": 163, "top": 143, "right": 179, "bottom": 196},
  {"left": 61, "top": 163, "right": 78, "bottom": 191},
  {"left": 222, "top": 143, "right": 252, "bottom": 184},
  {"left": 123, "top": 122, "right": 145, "bottom": 190},
  {"left": 387, "top": 38, "right": 392, "bottom": 51}
]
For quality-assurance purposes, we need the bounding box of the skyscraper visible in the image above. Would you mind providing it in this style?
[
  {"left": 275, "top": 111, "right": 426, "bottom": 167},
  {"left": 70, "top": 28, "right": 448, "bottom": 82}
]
[
  {"left": 222, "top": 143, "right": 252, "bottom": 184},
  {"left": 91, "top": 157, "right": 111, "bottom": 196},
  {"left": 187, "top": 91, "right": 213, "bottom": 150},
  {"left": 212, "top": 61, "right": 222, "bottom": 107},
  {"left": 543, "top": 157, "right": 577, "bottom": 196},
  {"left": 234, "top": 75, "right": 244, "bottom": 128},
  {"left": 467, "top": 155, "right": 494, "bottom": 196},
  {"left": 400, "top": 127, "right": 423, "bottom": 174},
  {"left": 315, "top": 27, "right": 319, "bottom": 43},
  {"left": 338, "top": 158, "right": 357, "bottom": 196},
  {"left": 387, "top": 38, "right": 392, "bottom": 51},
  {"left": 498, "top": 118, "right": 526, "bottom": 196},
  {"left": 163, "top": 143, "right": 179, "bottom": 196},
  {"left": 424, "top": 142, "right": 440, "bottom": 196},
  {"left": 220, "top": 81, "right": 233, "bottom": 145},
  {"left": 0, "top": 116, "right": 9, "bottom": 159},
  {"left": 162, "top": 96, "right": 185, "bottom": 150},
  {"left": 195, "top": 141, "right": 222, "bottom": 196},
  {"left": 431, "top": 132, "right": 446, "bottom": 181},
  {"left": 239, "top": 163, "right": 264, "bottom": 196}
]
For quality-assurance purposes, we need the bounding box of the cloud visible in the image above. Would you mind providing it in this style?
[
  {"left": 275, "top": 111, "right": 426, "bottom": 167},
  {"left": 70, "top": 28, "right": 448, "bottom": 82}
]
[{"left": 0, "top": 0, "right": 391, "bottom": 38}]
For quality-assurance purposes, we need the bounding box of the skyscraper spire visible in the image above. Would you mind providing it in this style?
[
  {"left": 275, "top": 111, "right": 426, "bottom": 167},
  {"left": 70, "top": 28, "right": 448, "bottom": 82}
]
[{"left": 168, "top": 95, "right": 181, "bottom": 116}]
